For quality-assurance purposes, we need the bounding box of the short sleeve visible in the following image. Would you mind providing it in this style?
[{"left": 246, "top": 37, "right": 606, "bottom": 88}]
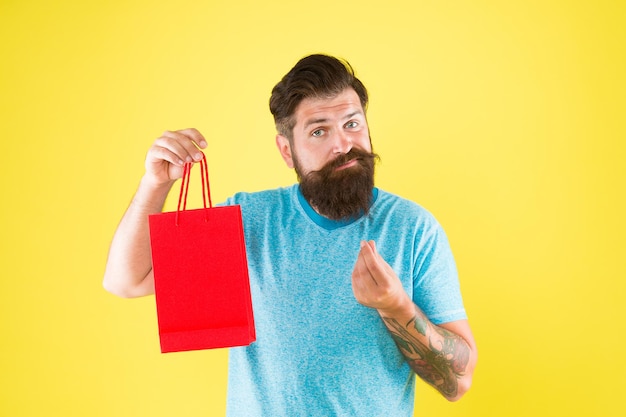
[{"left": 413, "top": 221, "right": 466, "bottom": 324}]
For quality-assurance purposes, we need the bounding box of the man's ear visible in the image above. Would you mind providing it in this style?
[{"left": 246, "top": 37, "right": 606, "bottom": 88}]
[{"left": 275, "top": 134, "right": 295, "bottom": 169}]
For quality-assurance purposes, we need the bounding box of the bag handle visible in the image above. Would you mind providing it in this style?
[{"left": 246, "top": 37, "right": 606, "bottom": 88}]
[{"left": 175, "top": 151, "right": 213, "bottom": 226}]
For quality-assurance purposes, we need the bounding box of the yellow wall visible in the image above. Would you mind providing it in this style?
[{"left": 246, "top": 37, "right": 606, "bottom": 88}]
[{"left": 1, "top": 1, "right": 624, "bottom": 416}]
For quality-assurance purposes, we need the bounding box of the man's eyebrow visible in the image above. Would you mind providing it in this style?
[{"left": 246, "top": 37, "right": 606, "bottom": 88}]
[
  {"left": 304, "top": 118, "right": 329, "bottom": 130},
  {"left": 303, "top": 111, "right": 363, "bottom": 130},
  {"left": 344, "top": 111, "right": 363, "bottom": 121}
]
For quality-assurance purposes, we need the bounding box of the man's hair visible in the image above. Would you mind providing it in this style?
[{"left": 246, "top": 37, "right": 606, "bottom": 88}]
[{"left": 269, "top": 54, "right": 368, "bottom": 139}]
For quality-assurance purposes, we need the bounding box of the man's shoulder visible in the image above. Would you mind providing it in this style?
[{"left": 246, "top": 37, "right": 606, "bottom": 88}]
[
  {"left": 225, "top": 184, "right": 297, "bottom": 206},
  {"left": 374, "top": 188, "right": 435, "bottom": 220}
]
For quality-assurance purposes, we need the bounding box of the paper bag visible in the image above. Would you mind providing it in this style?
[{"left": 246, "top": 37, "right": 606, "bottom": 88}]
[{"left": 148, "top": 153, "right": 255, "bottom": 353}]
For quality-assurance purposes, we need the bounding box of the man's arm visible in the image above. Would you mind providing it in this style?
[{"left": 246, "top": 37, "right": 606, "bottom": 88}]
[
  {"left": 380, "top": 310, "right": 475, "bottom": 401},
  {"left": 352, "top": 240, "right": 477, "bottom": 401},
  {"left": 102, "top": 128, "right": 207, "bottom": 298}
]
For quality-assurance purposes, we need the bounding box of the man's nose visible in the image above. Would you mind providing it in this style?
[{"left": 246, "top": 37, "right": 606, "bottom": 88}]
[{"left": 333, "top": 130, "right": 352, "bottom": 154}]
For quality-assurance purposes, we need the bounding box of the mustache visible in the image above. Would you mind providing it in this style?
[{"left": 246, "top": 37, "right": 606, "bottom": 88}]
[{"left": 322, "top": 148, "right": 380, "bottom": 172}]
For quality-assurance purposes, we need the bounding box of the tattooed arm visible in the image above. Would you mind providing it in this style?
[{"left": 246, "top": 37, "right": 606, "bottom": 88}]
[
  {"left": 352, "top": 240, "right": 477, "bottom": 401},
  {"left": 381, "top": 310, "right": 475, "bottom": 400}
]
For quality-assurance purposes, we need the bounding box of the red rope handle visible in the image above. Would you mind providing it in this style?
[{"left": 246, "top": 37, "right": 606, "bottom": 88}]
[
  {"left": 200, "top": 153, "right": 213, "bottom": 209},
  {"left": 175, "top": 162, "right": 192, "bottom": 226},
  {"left": 175, "top": 151, "right": 212, "bottom": 225}
]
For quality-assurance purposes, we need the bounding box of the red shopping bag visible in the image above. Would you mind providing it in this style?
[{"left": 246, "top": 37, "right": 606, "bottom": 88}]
[{"left": 148, "top": 153, "right": 255, "bottom": 353}]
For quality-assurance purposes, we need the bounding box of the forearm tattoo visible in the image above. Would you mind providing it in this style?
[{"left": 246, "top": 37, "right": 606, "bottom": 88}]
[{"left": 383, "top": 312, "right": 470, "bottom": 398}]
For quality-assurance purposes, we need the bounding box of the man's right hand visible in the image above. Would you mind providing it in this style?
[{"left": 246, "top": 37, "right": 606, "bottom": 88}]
[
  {"left": 144, "top": 128, "right": 208, "bottom": 186},
  {"left": 103, "top": 128, "right": 208, "bottom": 298}
]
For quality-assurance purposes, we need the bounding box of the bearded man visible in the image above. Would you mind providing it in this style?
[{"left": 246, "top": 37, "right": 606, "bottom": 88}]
[{"left": 103, "top": 54, "right": 477, "bottom": 417}]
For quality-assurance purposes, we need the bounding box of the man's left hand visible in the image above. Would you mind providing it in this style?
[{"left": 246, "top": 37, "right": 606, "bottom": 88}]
[{"left": 351, "top": 240, "right": 413, "bottom": 317}]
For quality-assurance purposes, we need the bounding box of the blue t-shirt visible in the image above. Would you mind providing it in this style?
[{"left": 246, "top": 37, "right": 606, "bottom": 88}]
[{"left": 223, "top": 185, "right": 466, "bottom": 416}]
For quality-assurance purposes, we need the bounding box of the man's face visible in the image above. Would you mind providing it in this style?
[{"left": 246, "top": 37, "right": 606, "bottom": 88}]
[
  {"left": 278, "top": 88, "right": 372, "bottom": 174},
  {"left": 276, "top": 88, "right": 379, "bottom": 220}
]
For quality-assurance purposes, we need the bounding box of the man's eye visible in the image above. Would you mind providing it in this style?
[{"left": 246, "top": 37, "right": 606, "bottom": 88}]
[
  {"left": 312, "top": 129, "right": 324, "bottom": 137},
  {"left": 346, "top": 121, "right": 358, "bottom": 129}
]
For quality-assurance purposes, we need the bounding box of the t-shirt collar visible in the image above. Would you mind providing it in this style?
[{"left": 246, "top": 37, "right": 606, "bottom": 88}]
[{"left": 296, "top": 185, "right": 379, "bottom": 230}]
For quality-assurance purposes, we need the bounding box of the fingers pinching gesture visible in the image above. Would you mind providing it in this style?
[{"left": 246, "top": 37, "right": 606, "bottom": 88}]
[
  {"left": 145, "top": 128, "right": 207, "bottom": 186},
  {"left": 352, "top": 240, "right": 413, "bottom": 317}
]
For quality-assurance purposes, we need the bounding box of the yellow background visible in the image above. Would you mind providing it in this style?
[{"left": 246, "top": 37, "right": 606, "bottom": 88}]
[{"left": 1, "top": 0, "right": 624, "bottom": 416}]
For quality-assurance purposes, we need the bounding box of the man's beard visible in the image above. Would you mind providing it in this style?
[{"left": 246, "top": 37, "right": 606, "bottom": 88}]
[{"left": 295, "top": 147, "right": 380, "bottom": 220}]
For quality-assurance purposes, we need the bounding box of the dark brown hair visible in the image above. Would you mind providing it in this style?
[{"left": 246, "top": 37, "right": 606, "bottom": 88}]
[{"left": 269, "top": 54, "right": 368, "bottom": 139}]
